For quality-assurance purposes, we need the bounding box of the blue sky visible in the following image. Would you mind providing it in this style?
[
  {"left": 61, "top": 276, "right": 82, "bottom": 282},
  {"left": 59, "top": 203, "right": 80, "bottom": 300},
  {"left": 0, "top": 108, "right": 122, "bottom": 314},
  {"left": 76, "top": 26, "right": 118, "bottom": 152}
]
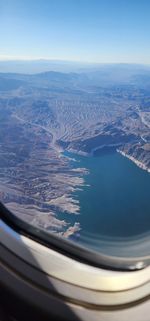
[{"left": 0, "top": 0, "right": 150, "bottom": 63}]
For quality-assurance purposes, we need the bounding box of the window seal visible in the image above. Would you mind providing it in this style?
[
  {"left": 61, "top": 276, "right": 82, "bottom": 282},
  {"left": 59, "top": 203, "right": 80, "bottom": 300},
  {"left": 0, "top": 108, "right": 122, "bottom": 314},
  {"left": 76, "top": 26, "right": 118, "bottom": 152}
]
[{"left": 0, "top": 202, "right": 149, "bottom": 271}]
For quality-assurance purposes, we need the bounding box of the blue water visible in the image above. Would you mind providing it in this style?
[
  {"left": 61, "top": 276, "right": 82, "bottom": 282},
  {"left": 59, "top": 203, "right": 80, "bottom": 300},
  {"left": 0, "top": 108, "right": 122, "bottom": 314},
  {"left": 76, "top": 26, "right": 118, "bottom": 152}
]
[{"left": 61, "top": 150, "right": 150, "bottom": 246}]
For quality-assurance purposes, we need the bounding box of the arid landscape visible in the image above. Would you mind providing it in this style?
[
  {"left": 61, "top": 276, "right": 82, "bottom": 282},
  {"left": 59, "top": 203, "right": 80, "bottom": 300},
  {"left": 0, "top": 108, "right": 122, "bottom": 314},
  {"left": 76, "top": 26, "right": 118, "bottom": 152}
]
[{"left": 0, "top": 65, "right": 150, "bottom": 237}]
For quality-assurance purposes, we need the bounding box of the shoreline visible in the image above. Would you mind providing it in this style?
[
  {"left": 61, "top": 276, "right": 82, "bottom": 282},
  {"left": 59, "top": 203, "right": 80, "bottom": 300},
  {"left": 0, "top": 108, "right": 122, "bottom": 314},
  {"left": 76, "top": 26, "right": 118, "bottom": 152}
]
[
  {"left": 59, "top": 144, "right": 150, "bottom": 174},
  {"left": 117, "top": 149, "right": 150, "bottom": 174}
]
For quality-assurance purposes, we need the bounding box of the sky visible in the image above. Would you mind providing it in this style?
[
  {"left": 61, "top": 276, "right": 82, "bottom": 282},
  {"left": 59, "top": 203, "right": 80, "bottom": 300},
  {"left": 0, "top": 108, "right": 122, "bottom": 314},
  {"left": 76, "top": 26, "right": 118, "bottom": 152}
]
[{"left": 0, "top": 0, "right": 150, "bottom": 64}]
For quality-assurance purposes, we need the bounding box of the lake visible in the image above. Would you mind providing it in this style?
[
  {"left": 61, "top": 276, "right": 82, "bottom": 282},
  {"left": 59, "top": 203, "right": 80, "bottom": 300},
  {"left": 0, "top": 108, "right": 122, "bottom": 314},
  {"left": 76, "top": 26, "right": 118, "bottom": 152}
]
[{"left": 60, "top": 150, "right": 150, "bottom": 257}]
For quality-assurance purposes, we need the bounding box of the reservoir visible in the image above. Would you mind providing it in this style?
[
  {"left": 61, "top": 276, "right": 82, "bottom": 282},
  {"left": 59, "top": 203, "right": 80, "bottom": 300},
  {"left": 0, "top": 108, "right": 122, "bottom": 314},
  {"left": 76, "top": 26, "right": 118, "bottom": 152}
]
[{"left": 61, "top": 150, "right": 150, "bottom": 257}]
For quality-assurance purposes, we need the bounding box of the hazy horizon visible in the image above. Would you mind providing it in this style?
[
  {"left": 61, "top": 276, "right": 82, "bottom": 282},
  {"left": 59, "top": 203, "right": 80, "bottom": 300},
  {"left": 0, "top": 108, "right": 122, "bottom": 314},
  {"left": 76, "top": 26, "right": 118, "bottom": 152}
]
[
  {"left": 1, "top": 58, "right": 150, "bottom": 66},
  {"left": 0, "top": 59, "right": 150, "bottom": 74},
  {"left": 0, "top": 58, "right": 150, "bottom": 66}
]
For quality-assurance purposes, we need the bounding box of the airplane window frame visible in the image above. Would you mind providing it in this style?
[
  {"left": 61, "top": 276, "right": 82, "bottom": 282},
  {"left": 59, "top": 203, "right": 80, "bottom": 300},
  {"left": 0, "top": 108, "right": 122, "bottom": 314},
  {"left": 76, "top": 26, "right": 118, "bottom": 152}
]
[{"left": 0, "top": 201, "right": 149, "bottom": 272}]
